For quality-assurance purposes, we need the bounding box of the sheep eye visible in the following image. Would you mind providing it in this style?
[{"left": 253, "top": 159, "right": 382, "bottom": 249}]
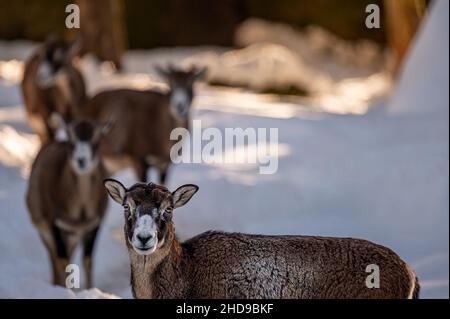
[
  {"left": 123, "top": 204, "right": 131, "bottom": 214},
  {"left": 123, "top": 205, "right": 133, "bottom": 221}
]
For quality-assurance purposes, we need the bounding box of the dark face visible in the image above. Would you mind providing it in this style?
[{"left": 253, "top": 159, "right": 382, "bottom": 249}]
[
  {"left": 104, "top": 180, "right": 199, "bottom": 256},
  {"left": 36, "top": 36, "right": 81, "bottom": 88},
  {"left": 157, "top": 66, "right": 207, "bottom": 119}
]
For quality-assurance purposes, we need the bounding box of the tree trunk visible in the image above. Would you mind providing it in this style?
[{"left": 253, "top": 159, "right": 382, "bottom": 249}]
[{"left": 75, "top": 0, "right": 126, "bottom": 70}]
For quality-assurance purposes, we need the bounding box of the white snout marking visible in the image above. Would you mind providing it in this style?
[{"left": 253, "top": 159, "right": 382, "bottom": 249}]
[
  {"left": 71, "top": 142, "right": 96, "bottom": 175},
  {"left": 132, "top": 215, "right": 158, "bottom": 255},
  {"left": 170, "top": 88, "right": 190, "bottom": 118}
]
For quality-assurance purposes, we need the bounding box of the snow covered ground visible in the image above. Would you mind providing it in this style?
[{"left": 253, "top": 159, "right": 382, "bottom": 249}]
[{"left": 0, "top": 1, "right": 448, "bottom": 299}]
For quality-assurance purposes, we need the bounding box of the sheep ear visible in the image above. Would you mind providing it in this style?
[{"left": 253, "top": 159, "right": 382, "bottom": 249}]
[
  {"left": 48, "top": 112, "right": 72, "bottom": 141},
  {"left": 104, "top": 179, "right": 127, "bottom": 204},
  {"left": 48, "top": 112, "right": 66, "bottom": 132},
  {"left": 93, "top": 118, "right": 113, "bottom": 143},
  {"left": 66, "top": 123, "right": 77, "bottom": 143},
  {"left": 100, "top": 115, "right": 115, "bottom": 136},
  {"left": 172, "top": 184, "right": 199, "bottom": 208}
]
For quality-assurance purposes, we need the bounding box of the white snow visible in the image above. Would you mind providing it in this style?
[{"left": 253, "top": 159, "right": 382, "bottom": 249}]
[{"left": 0, "top": 1, "right": 448, "bottom": 299}]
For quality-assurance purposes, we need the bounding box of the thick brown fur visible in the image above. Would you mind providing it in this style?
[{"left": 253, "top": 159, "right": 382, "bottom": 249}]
[
  {"left": 77, "top": 89, "right": 187, "bottom": 183},
  {"left": 131, "top": 230, "right": 419, "bottom": 299},
  {"left": 77, "top": 67, "right": 205, "bottom": 184},
  {"left": 109, "top": 182, "right": 419, "bottom": 299}
]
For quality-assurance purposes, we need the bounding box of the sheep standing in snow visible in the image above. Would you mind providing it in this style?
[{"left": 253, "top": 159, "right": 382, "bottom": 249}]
[{"left": 104, "top": 179, "right": 420, "bottom": 299}]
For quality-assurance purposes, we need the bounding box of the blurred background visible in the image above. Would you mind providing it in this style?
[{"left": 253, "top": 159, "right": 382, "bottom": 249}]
[{"left": 0, "top": 0, "right": 448, "bottom": 299}]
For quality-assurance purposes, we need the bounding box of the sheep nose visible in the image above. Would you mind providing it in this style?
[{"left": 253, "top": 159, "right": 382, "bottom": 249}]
[
  {"left": 137, "top": 234, "right": 152, "bottom": 245},
  {"left": 77, "top": 158, "right": 85, "bottom": 168},
  {"left": 178, "top": 105, "right": 188, "bottom": 115}
]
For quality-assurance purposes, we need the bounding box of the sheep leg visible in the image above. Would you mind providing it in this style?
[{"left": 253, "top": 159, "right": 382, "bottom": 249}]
[
  {"left": 44, "top": 121, "right": 55, "bottom": 141},
  {"left": 159, "top": 163, "right": 170, "bottom": 185},
  {"left": 133, "top": 159, "right": 150, "bottom": 183},
  {"left": 51, "top": 224, "right": 69, "bottom": 286},
  {"left": 36, "top": 223, "right": 61, "bottom": 286},
  {"left": 82, "top": 226, "right": 99, "bottom": 288}
]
